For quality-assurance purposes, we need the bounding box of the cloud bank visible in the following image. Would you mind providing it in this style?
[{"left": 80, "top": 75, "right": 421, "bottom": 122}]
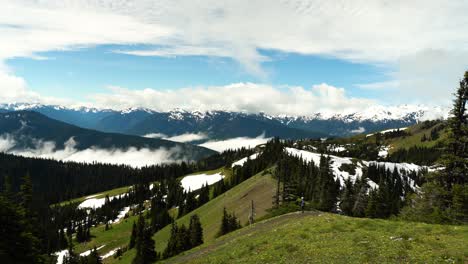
[
  {"left": 165, "top": 133, "right": 208, "bottom": 143},
  {"left": 144, "top": 132, "right": 209, "bottom": 143},
  {"left": 199, "top": 134, "right": 270, "bottom": 152},
  {"left": 91, "top": 83, "right": 373, "bottom": 116},
  {"left": 0, "top": 135, "right": 185, "bottom": 167}
]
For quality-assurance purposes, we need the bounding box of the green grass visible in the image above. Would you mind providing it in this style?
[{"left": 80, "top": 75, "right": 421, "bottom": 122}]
[
  {"left": 384, "top": 123, "right": 448, "bottom": 153},
  {"left": 105, "top": 168, "right": 276, "bottom": 263},
  {"left": 67, "top": 166, "right": 260, "bottom": 263},
  {"left": 152, "top": 169, "right": 277, "bottom": 253},
  {"left": 164, "top": 212, "right": 468, "bottom": 264},
  {"left": 329, "top": 121, "right": 448, "bottom": 156}
]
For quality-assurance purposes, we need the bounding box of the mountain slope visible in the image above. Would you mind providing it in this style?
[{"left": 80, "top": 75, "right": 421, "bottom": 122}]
[
  {"left": 152, "top": 169, "right": 277, "bottom": 252},
  {"left": 64, "top": 168, "right": 277, "bottom": 263},
  {"left": 164, "top": 212, "right": 467, "bottom": 264},
  {"left": 0, "top": 111, "right": 216, "bottom": 161}
]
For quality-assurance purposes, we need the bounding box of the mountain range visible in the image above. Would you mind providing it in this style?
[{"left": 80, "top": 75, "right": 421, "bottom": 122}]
[{"left": 0, "top": 103, "right": 449, "bottom": 141}]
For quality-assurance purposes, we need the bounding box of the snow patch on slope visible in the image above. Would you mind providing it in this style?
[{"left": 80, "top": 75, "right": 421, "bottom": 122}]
[
  {"left": 78, "top": 194, "right": 126, "bottom": 209},
  {"left": 231, "top": 153, "right": 259, "bottom": 167},
  {"left": 110, "top": 207, "right": 130, "bottom": 224},
  {"left": 366, "top": 127, "right": 408, "bottom": 137},
  {"left": 180, "top": 173, "right": 224, "bottom": 192}
]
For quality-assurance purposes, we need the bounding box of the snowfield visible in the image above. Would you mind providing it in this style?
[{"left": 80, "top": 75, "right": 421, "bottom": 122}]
[
  {"left": 231, "top": 153, "right": 259, "bottom": 167},
  {"left": 285, "top": 147, "right": 425, "bottom": 190},
  {"left": 78, "top": 194, "right": 126, "bottom": 209},
  {"left": 181, "top": 172, "right": 224, "bottom": 192}
]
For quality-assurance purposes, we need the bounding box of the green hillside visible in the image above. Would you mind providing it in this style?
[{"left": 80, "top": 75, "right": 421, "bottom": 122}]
[
  {"left": 336, "top": 120, "right": 447, "bottom": 154},
  {"left": 369, "top": 121, "right": 447, "bottom": 153},
  {"left": 164, "top": 211, "right": 468, "bottom": 264},
  {"left": 152, "top": 169, "right": 277, "bottom": 253},
  {"left": 67, "top": 168, "right": 276, "bottom": 263}
]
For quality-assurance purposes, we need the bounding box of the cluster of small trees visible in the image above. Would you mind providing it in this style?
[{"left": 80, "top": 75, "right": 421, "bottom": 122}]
[
  {"left": 75, "top": 221, "right": 91, "bottom": 243},
  {"left": 274, "top": 154, "right": 340, "bottom": 212},
  {"left": 388, "top": 145, "right": 442, "bottom": 165},
  {"left": 162, "top": 215, "right": 203, "bottom": 259},
  {"left": 129, "top": 215, "right": 158, "bottom": 264},
  {"left": 218, "top": 208, "right": 241, "bottom": 237}
]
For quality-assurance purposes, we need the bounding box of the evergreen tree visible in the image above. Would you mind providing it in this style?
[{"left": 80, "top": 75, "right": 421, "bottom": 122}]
[
  {"left": 163, "top": 223, "right": 178, "bottom": 258},
  {"left": 132, "top": 214, "right": 157, "bottom": 264},
  {"left": 340, "top": 178, "right": 355, "bottom": 216},
  {"left": 401, "top": 71, "right": 468, "bottom": 224},
  {"left": 317, "top": 155, "right": 339, "bottom": 212},
  {"left": 217, "top": 208, "right": 241, "bottom": 237},
  {"left": 0, "top": 195, "right": 42, "bottom": 263},
  {"left": 183, "top": 191, "right": 197, "bottom": 216},
  {"left": 129, "top": 222, "right": 137, "bottom": 249},
  {"left": 189, "top": 214, "right": 203, "bottom": 247},
  {"left": 76, "top": 224, "right": 84, "bottom": 243},
  {"left": 197, "top": 184, "right": 210, "bottom": 206}
]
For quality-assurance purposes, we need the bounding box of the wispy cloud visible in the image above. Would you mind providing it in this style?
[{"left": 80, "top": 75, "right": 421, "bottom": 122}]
[
  {"left": 143, "top": 133, "right": 168, "bottom": 139},
  {"left": 355, "top": 80, "right": 400, "bottom": 90},
  {"left": 166, "top": 133, "right": 208, "bottom": 143},
  {"left": 199, "top": 134, "right": 270, "bottom": 152}
]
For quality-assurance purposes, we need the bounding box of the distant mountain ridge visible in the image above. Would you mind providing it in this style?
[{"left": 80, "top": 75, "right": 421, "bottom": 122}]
[
  {"left": 0, "top": 103, "right": 449, "bottom": 138},
  {"left": 0, "top": 111, "right": 216, "bottom": 161}
]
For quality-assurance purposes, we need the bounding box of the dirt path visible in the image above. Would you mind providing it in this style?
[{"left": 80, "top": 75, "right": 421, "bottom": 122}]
[{"left": 166, "top": 211, "right": 320, "bottom": 264}]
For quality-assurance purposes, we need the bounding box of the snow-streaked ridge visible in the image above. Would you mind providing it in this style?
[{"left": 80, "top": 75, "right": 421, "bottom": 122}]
[
  {"left": 0, "top": 103, "right": 449, "bottom": 122},
  {"left": 285, "top": 147, "right": 425, "bottom": 190}
]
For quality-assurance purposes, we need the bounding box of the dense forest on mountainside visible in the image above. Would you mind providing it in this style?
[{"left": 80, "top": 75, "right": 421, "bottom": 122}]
[{"left": 0, "top": 147, "right": 254, "bottom": 204}]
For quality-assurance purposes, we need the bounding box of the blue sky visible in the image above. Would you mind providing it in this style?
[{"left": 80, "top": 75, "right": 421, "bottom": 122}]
[
  {"left": 7, "top": 45, "right": 389, "bottom": 102},
  {"left": 0, "top": 1, "right": 466, "bottom": 115}
]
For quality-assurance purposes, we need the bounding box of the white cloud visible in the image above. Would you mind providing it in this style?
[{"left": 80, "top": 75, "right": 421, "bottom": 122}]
[
  {"left": 166, "top": 133, "right": 208, "bottom": 143},
  {"left": 355, "top": 80, "right": 400, "bottom": 90},
  {"left": 0, "top": 135, "right": 185, "bottom": 167},
  {"left": 0, "top": 1, "right": 467, "bottom": 104},
  {"left": 143, "top": 133, "right": 168, "bottom": 139},
  {"left": 91, "top": 82, "right": 374, "bottom": 116},
  {"left": 350, "top": 127, "right": 366, "bottom": 134},
  {"left": 199, "top": 134, "right": 270, "bottom": 152}
]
